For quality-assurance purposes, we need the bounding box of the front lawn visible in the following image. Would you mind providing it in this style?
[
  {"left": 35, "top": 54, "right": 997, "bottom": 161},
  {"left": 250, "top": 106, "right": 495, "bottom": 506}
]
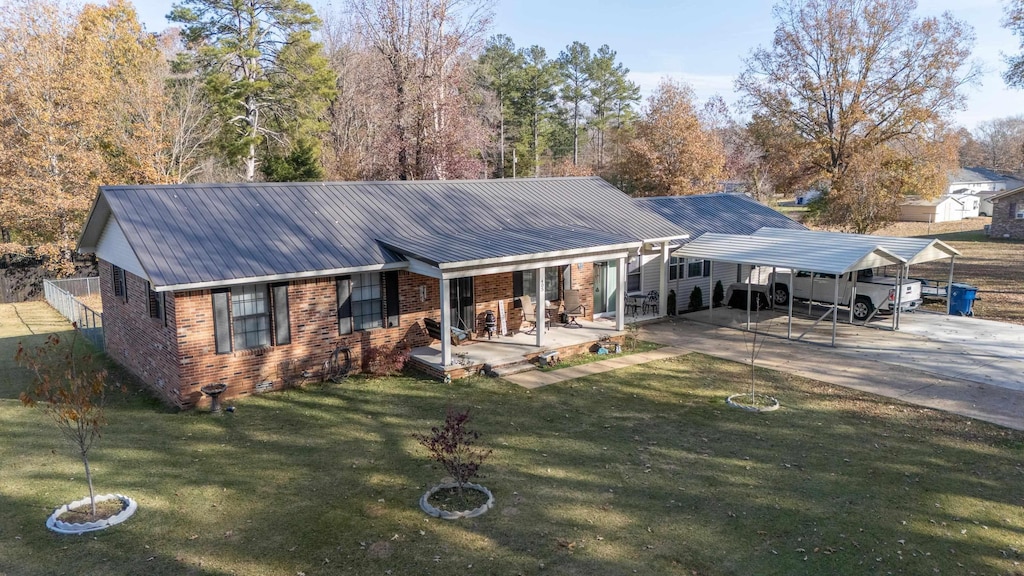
[{"left": 2, "top": 344, "right": 1022, "bottom": 575}]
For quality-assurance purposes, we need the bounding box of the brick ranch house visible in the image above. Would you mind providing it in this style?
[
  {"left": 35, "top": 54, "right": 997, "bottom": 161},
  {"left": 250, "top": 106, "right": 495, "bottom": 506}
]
[
  {"left": 77, "top": 177, "right": 689, "bottom": 409},
  {"left": 988, "top": 186, "right": 1024, "bottom": 240}
]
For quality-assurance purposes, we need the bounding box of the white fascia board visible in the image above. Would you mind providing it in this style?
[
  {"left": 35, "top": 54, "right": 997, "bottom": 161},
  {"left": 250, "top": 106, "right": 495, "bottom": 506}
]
[
  {"left": 440, "top": 250, "right": 631, "bottom": 279},
  {"left": 156, "top": 262, "right": 407, "bottom": 292},
  {"left": 435, "top": 242, "right": 640, "bottom": 273}
]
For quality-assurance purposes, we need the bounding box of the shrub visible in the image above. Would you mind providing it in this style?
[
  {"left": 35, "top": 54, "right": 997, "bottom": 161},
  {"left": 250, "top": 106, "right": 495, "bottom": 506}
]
[
  {"left": 362, "top": 344, "right": 409, "bottom": 377},
  {"left": 713, "top": 280, "right": 725, "bottom": 308},
  {"left": 688, "top": 285, "right": 704, "bottom": 312},
  {"left": 414, "top": 407, "right": 492, "bottom": 500}
]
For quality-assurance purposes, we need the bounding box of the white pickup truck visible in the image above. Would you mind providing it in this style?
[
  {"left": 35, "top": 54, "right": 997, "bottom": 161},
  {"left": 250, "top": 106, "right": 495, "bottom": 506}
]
[{"left": 767, "top": 269, "right": 923, "bottom": 321}]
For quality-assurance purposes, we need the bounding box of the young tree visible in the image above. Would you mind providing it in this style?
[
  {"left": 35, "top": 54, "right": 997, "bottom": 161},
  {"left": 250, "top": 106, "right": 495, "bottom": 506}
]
[
  {"left": 17, "top": 330, "right": 118, "bottom": 516},
  {"left": 169, "top": 0, "right": 335, "bottom": 181},
  {"left": 557, "top": 41, "right": 592, "bottom": 166},
  {"left": 619, "top": 79, "right": 725, "bottom": 196},
  {"left": 737, "top": 0, "right": 979, "bottom": 232}
]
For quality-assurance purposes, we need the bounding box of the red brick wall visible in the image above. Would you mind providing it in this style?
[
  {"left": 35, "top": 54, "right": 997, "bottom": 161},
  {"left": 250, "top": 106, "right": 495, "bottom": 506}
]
[
  {"left": 99, "top": 260, "right": 180, "bottom": 404},
  {"left": 102, "top": 264, "right": 599, "bottom": 410}
]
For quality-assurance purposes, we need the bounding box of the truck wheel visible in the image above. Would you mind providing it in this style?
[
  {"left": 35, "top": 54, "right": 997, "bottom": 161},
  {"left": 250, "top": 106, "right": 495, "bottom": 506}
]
[
  {"left": 853, "top": 296, "right": 874, "bottom": 321},
  {"left": 772, "top": 285, "right": 790, "bottom": 306}
]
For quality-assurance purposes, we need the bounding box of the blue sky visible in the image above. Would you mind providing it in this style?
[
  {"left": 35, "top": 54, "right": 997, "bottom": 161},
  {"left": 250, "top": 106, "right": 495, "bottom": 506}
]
[{"left": 132, "top": 0, "right": 1024, "bottom": 130}]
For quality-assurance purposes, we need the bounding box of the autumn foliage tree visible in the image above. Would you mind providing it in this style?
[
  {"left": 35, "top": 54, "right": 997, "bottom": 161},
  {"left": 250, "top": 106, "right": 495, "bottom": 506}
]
[
  {"left": 619, "top": 79, "right": 725, "bottom": 196},
  {"left": 0, "top": 0, "right": 166, "bottom": 273},
  {"left": 17, "top": 329, "right": 118, "bottom": 516},
  {"left": 737, "top": 0, "right": 978, "bottom": 233}
]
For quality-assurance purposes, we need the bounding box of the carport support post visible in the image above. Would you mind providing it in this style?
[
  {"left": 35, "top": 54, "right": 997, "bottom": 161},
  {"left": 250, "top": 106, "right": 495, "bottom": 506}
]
[
  {"left": 746, "top": 272, "right": 752, "bottom": 330},
  {"left": 787, "top": 271, "right": 794, "bottom": 340},
  {"left": 709, "top": 261, "right": 714, "bottom": 324},
  {"left": 946, "top": 256, "right": 956, "bottom": 315},
  {"left": 616, "top": 257, "right": 626, "bottom": 331},
  {"left": 659, "top": 243, "right": 668, "bottom": 317},
  {"left": 895, "top": 266, "right": 905, "bottom": 331},
  {"left": 832, "top": 275, "right": 839, "bottom": 347},
  {"left": 536, "top": 266, "right": 545, "bottom": 347},
  {"left": 440, "top": 278, "right": 452, "bottom": 367}
]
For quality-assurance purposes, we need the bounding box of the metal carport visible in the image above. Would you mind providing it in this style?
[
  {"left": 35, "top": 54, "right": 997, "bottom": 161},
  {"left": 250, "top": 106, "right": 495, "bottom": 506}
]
[
  {"left": 673, "top": 232, "right": 908, "bottom": 346},
  {"left": 750, "top": 229, "right": 961, "bottom": 319}
]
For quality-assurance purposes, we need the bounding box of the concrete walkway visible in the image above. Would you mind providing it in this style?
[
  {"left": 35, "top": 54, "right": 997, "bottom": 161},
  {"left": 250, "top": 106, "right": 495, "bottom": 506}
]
[
  {"left": 502, "top": 346, "right": 689, "bottom": 389},
  {"left": 638, "top": 317, "right": 1024, "bottom": 431}
]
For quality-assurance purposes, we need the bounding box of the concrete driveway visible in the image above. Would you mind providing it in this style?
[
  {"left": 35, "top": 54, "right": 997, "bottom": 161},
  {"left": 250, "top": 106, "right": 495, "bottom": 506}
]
[{"left": 639, "top": 310, "right": 1024, "bottom": 431}]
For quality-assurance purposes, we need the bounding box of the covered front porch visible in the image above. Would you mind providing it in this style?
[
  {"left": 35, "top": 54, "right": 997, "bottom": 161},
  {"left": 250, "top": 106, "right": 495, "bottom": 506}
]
[{"left": 407, "top": 315, "right": 626, "bottom": 379}]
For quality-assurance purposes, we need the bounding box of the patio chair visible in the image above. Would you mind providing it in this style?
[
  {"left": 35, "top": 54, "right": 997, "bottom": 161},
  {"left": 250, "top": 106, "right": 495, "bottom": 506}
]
[
  {"left": 519, "top": 295, "right": 547, "bottom": 334},
  {"left": 562, "top": 289, "right": 585, "bottom": 327},
  {"left": 642, "top": 290, "right": 659, "bottom": 315}
]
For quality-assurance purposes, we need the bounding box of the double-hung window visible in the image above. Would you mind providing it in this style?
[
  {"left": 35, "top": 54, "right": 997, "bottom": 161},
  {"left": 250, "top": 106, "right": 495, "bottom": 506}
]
[
  {"left": 686, "top": 259, "right": 708, "bottom": 279},
  {"left": 212, "top": 283, "right": 290, "bottom": 353},
  {"left": 231, "top": 285, "right": 271, "bottom": 350},
  {"left": 669, "top": 257, "right": 684, "bottom": 281},
  {"left": 337, "top": 272, "right": 400, "bottom": 335}
]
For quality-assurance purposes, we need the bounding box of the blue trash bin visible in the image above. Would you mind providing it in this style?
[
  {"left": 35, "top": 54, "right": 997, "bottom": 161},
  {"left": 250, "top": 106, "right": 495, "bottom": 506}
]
[{"left": 949, "top": 283, "right": 978, "bottom": 316}]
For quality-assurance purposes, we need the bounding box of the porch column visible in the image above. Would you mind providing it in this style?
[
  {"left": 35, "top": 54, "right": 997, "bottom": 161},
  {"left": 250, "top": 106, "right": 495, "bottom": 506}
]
[
  {"left": 616, "top": 256, "right": 626, "bottom": 331},
  {"left": 439, "top": 278, "right": 452, "bottom": 366},
  {"left": 535, "top": 267, "right": 545, "bottom": 347},
  {"left": 658, "top": 243, "right": 669, "bottom": 317}
]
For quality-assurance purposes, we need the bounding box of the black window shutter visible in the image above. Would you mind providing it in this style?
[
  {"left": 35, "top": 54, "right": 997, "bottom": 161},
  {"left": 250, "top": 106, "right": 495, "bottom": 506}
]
[
  {"left": 513, "top": 270, "right": 524, "bottom": 297},
  {"left": 337, "top": 276, "right": 352, "bottom": 335},
  {"left": 1011, "top": 202, "right": 1018, "bottom": 218},
  {"left": 385, "top": 271, "right": 400, "bottom": 328},
  {"left": 212, "top": 289, "right": 231, "bottom": 354},
  {"left": 148, "top": 283, "right": 159, "bottom": 318},
  {"left": 272, "top": 283, "right": 290, "bottom": 345},
  {"left": 703, "top": 260, "right": 711, "bottom": 277},
  {"left": 112, "top": 266, "right": 124, "bottom": 297}
]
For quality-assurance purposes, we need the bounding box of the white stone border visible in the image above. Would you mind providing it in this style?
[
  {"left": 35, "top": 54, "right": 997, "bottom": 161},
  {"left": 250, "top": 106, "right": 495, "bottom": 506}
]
[
  {"left": 726, "top": 393, "right": 780, "bottom": 413},
  {"left": 419, "top": 482, "right": 494, "bottom": 520},
  {"left": 46, "top": 494, "right": 137, "bottom": 535}
]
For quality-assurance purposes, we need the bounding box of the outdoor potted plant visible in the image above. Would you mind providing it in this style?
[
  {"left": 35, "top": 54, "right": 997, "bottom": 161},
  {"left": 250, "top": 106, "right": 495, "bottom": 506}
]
[
  {"left": 17, "top": 327, "right": 137, "bottom": 534},
  {"left": 414, "top": 407, "right": 494, "bottom": 520}
]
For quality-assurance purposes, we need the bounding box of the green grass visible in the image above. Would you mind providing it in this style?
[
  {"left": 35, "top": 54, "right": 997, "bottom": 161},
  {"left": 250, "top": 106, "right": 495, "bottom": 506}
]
[
  {"left": 538, "top": 340, "right": 663, "bottom": 371},
  {"left": 2, "top": 304, "right": 1024, "bottom": 575}
]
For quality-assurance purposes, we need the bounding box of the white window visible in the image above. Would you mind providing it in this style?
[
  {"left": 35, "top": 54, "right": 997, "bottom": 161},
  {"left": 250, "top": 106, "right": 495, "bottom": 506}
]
[{"left": 352, "top": 273, "right": 383, "bottom": 331}]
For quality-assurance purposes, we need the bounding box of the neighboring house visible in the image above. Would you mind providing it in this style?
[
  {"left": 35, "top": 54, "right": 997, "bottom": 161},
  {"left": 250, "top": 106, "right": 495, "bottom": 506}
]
[
  {"left": 899, "top": 194, "right": 979, "bottom": 223},
  {"left": 634, "top": 194, "right": 806, "bottom": 309},
  {"left": 949, "top": 167, "right": 1024, "bottom": 216},
  {"left": 77, "top": 177, "right": 689, "bottom": 409},
  {"left": 988, "top": 186, "right": 1024, "bottom": 239}
]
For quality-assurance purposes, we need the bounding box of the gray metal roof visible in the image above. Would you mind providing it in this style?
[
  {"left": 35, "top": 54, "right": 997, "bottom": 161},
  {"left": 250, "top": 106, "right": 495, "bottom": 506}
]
[
  {"left": 79, "top": 177, "right": 689, "bottom": 290},
  {"left": 673, "top": 233, "right": 906, "bottom": 275},
  {"left": 951, "top": 167, "right": 1024, "bottom": 187},
  {"left": 635, "top": 194, "right": 806, "bottom": 238},
  {"left": 751, "top": 228, "right": 959, "bottom": 265},
  {"left": 378, "top": 225, "right": 636, "bottom": 267}
]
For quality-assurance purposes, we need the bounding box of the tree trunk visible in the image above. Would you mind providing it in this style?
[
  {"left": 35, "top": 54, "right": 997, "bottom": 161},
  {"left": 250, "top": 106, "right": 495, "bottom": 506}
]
[
  {"left": 533, "top": 110, "right": 539, "bottom": 178},
  {"left": 499, "top": 100, "right": 505, "bottom": 178},
  {"left": 82, "top": 451, "right": 96, "bottom": 516}
]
